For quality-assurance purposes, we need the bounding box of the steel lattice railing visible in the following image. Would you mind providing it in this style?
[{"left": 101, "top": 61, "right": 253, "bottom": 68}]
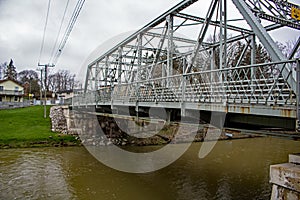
[{"left": 75, "top": 60, "right": 297, "bottom": 109}]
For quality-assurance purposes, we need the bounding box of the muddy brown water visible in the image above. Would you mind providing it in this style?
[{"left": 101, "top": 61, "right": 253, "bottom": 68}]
[{"left": 0, "top": 137, "right": 299, "bottom": 200}]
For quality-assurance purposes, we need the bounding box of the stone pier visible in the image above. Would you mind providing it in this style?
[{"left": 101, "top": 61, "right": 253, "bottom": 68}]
[
  {"left": 50, "top": 106, "right": 78, "bottom": 135},
  {"left": 270, "top": 154, "right": 300, "bottom": 200}
]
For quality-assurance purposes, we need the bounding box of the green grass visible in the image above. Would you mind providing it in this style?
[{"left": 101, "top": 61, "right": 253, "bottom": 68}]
[{"left": 0, "top": 106, "right": 80, "bottom": 148}]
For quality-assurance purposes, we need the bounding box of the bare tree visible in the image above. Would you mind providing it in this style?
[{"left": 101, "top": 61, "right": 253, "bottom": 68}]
[
  {"left": 0, "top": 62, "right": 7, "bottom": 80},
  {"left": 48, "top": 70, "right": 77, "bottom": 92},
  {"left": 18, "top": 70, "right": 40, "bottom": 96},
  {"left": 277, "top": 40, "right": 300, "bottom": 59}
]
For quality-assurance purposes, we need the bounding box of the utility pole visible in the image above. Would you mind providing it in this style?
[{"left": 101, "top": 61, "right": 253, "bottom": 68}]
[
  {"left": 36, "top": 68, "right": 43, "bottom": 105},
  {"left": 39, "top": 69, "right": 43, "bottom": 106},
  {"left": 38, "top": 63, "right": 54, "bottom": 118}
]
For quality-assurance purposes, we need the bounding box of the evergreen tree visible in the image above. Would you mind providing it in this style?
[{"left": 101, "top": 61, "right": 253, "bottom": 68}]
[{"left": 4, "top": 59, "right": 17, "bottom": 80}]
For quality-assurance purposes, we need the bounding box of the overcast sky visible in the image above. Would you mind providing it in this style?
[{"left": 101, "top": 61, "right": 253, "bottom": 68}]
[
  {"left": 0, "top": 0, "right": 299, "bottom": 83},
  {"left": 0, "top": 0, "right": 182, "bottom": 80}
]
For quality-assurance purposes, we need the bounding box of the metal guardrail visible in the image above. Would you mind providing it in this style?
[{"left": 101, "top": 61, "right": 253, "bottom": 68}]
[{"left": 76, "top": 60, "right": 297, "bottom": 106}]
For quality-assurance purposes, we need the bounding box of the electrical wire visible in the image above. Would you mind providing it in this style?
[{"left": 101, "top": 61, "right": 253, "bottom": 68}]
[
  {"left": 52, "top": 0, "right": 85, "bottom": 65},
  {"left": 49, "top": 0, "right": 70, "bottom": 64},
  {"left": 38, "top": 0, "right": 52, "bottom": 64}
]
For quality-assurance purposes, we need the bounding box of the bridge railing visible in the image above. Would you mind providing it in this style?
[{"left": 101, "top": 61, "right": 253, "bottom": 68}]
[
  {"left": 111, "top": 60, "right": 297, "bottom": 106},
  {"left": 183, "top": 60, "right": 297, "bottom": 106},
  {"left": 75, "top": 59, "right": 297, "bottom": 109}
]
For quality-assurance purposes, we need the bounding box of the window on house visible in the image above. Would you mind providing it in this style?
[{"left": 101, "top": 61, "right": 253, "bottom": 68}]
[
  {"left": 15, "top": 87, "right": 19, "bottom": 92},
  {"left": 14, "top": 96, "right": 18, "bottom": 102},
  {"left": 0, "top": 97, "right": 2, "bottom": 102},
  {"left": 0, "top": 86, "right": 3, "bottom": 91}
]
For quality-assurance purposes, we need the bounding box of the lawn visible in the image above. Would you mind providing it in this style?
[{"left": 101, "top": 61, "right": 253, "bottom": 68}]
[{"left": 0, "top": 106, "right": 80, "bottom": 148}]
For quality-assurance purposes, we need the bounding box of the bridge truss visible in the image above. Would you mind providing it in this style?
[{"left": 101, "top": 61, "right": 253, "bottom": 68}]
[{"left": 76, "top": 0, "right": 300, "bottom": 128}]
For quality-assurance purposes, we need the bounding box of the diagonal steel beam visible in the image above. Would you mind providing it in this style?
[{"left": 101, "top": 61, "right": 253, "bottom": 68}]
[
  {"left": 289, "top": 36, "right": 300, "bottom": 59},
  {"left": 232, "top": 0, "right": 296, "bottom": 92},
  {"left": 185, "top": 0, "right": 219, "bottom": 74},
  {"left": 87, "top": 0, "right": 199, "bottom": 68}
]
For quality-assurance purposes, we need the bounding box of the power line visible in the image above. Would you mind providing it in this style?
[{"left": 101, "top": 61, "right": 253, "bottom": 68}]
[
  {"left": 49, "top": 0, "right": 71, "bottom": 64},
  {"left": 52, "top": 0, "right": 85, "bottom": 65},
  {"left": 38, "top": 0, "right": 52, "bottom": 64}
]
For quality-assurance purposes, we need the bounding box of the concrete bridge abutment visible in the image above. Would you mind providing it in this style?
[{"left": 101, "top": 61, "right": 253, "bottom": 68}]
[{"left": 270, "top": 154, "right": 300, "bottom": 200}]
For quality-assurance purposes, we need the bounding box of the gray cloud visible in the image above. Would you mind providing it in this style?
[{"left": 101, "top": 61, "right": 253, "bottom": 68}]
[
  {"left": 0, "top": 0, "right": 298, "bottom": 83},
  {"left": 0, "top": 0, "right": 179, "bottom": 81}
]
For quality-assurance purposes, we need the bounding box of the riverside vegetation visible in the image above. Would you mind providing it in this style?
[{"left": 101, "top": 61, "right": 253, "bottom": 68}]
[{"left": 0, "top": 106, "right": 80, "bottom": 148}]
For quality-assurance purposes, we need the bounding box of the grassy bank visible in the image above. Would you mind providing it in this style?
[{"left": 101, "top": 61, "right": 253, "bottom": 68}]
[{"left": 0, "top": 106, "right": 80, "bottom": 148}]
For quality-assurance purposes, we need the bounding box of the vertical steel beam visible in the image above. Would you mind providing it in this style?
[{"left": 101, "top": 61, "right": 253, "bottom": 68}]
[
  {"left": 210, "top": 48, "right": 216, "bottom": 102},
  {"left": 136, "top": 34, "right": 143, "bottom": 104},
  {"left": 162, "top": 63, "right": 166, "bottom": 87},
  {"left": 223, "top": 0, "right": 227, "bottom": 68},
  {"left": 251, "top": 35, "right": 256, "bottom": 96},
  {"left": 105, "top": 56, "right": 109, "bottom": 87},
  {"left": 181, "top": 56, "right": 187, "bottom": 117},
  {"left": 219, "top": 0, "right": 224, "bottom": 83},
  {"left": 94, "top": 62, "right": 100, "bottom": 91},
  {"left": 167, "top": 15, "right": 174, "bottom": 88},
  {"left": 183, "top": 57, "right": 187, "bottom": 76},
  {"left": 136, "top": 34, "right": 142, "bottom": 118},
  {"left": 251, "top": 35, "right": 256, "bottom": 65},
  {"left": 219, "top": 0, "right": 228, "bottom": 103},
  {"left": 118, "top": 47, "right": 123, "bottom": 85},
  {"left": 95, "top": 62, "right": 100, "bottom": 106},
  {"left": 137, "top": 34, "right": 143, "bottom": 83}
]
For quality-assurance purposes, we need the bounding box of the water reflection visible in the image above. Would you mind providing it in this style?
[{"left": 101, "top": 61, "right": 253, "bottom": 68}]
[{"left": 0, "top": 137, "right": 299, "bottom": 200}]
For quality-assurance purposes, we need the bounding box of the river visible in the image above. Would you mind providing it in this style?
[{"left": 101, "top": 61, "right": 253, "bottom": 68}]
[{"left": 0, "top": 137, "right": 299, "bottom": 200}]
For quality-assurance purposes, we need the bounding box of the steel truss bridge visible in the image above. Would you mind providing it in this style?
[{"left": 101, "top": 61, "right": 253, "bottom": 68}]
[{"left": 74, "top": 0, "right": 300, "bottom": 130}]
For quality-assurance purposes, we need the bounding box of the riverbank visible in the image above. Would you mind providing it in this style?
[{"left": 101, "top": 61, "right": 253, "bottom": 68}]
[
  {"left": 0, "top": 106, "right": 256, "bottom": 149},
  {"left": 0, "top": 106, "right": 81, "bottom": 149}
]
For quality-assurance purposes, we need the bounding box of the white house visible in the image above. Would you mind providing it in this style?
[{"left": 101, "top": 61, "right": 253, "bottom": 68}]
[{"left": 0, "top": 79, "right": 24, "bottom": 103}]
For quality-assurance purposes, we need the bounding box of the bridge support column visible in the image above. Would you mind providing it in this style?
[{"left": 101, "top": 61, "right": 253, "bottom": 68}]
[
  {"left": 270, "top": 154, "right": 300, "bottom": 199},
  {"left": 135, "top": 101, "right": 139, "bottom": 120},
  {"left": 166, "top": 109, "right": 171, "bottom": 125},
  {"left": 181, "top": 102, "right": 186, "bottom": 117}
]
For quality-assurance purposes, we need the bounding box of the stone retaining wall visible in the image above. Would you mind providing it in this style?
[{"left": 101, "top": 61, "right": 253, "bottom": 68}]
[
  {"left": 52, "top": 106, "right": 253, "bottom": 146},
  {"left": 50, "top": 106, "right": 69, "bottom": 134}
]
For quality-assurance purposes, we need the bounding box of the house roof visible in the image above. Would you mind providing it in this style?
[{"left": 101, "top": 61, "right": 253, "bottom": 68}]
[{"left": 0, "top": 79, "right": 24, "bottom": 88}]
